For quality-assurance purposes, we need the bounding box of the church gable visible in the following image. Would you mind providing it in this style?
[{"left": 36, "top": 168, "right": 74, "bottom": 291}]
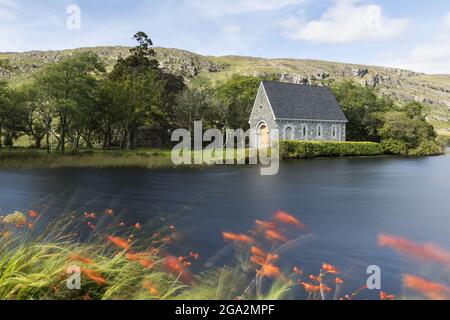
[{"left": 249, "top": 83, "right": 277, "bottom": 129}]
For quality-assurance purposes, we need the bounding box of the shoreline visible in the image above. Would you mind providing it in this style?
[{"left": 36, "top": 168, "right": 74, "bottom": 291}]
[{"left": 0, "top": 148, "right": 446, "bottom": 170}]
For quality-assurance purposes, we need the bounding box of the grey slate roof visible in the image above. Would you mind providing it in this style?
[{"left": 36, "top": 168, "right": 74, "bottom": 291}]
[{"left": 262, "top": 81, "right": 348, "bottom": 122}]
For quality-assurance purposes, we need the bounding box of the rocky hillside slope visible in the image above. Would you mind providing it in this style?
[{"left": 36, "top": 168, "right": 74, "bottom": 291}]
[{"left": 1, "top": 46, "right": 449, "bottom": 132}]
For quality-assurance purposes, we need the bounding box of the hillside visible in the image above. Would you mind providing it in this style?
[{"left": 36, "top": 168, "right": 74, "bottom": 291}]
[{"left": 1, "top": 46, "right": 449, "bottom": 134}]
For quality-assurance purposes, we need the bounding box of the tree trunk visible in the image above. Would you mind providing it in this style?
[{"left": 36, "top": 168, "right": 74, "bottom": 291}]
[
  {"left": 45, "top": 118, "right": 51, "bottom": 154},
  {"left": 0, "top": 121, "right": 3, "bottom": 149},
  {"left": 121, "top": 129, "right": 127, "bottom": 150},
  {"left": 103, "top": 123, "right": 111, "bottom": 149},
  {"left": 46, "top": 129, "right": 50, "bottom": 154},
  {"left": 34, "top": 136, "right": 42, "bottom": 149},
  {"left": 60, "top": 114, "right": 66, "bottom": 154},
  {"left": 126, "top": 126, "right": 137, "bottom": 150}
]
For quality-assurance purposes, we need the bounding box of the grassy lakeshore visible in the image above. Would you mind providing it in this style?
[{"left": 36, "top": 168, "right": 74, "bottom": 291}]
[
  {"left": 0, "top": 148, "right": 260, "bottom": 169},
  {"left": 1, "top": 139, "right": 446, "bottom": 169},
  {"left": 0, "top": 148, "right": 175, "bottom": 169}
]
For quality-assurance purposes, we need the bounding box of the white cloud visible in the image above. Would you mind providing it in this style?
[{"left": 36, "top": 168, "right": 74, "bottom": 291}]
[
  {"left": 281, "top": 0, "right": 409, "bottom": 44},
  {"left": 188, "top": 0, "right": 306, "bottom": 16},
  {"left": 383, "top": 12, "right": 450, "bottom": 74}
]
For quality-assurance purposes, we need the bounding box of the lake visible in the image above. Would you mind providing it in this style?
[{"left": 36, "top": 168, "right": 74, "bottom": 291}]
[{"left": 1, "top": 152, "right": 450, "bottom": 299}]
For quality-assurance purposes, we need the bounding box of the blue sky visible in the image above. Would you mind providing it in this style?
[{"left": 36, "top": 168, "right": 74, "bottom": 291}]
[{"left": 1, "top": 0, "right": 450, "bottom": 74}]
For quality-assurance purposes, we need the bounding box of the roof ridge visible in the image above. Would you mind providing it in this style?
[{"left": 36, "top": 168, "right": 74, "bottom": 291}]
[{"left": 262, "top": 80, "right": 329, "bottom": 89}]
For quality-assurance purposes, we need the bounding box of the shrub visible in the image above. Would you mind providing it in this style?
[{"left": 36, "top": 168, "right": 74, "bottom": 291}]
[
  {"left": 381, "top": 139, "right": 408, "bottom": 155},
  {"left": 436, "top": 135, "right": 450, "bottom": 148},
  {"left": 408, "top": 140, "right": 443, "bottom": 156},
  {"left": 279, "top": 141, "right": 384, "bottom": 159}
]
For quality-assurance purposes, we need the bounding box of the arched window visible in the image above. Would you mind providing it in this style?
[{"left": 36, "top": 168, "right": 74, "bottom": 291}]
[
  {"left": 302, "top": 125, "right": 307, "bottom": 137},
  {"left": 317, "top": 124, "right": 323, "bottom": 138},
  {"left": 284, "top": 126, "right": 294, "bottom": 140}
]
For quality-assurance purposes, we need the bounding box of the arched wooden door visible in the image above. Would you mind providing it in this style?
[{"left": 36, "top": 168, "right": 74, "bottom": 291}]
[{"left": 258, "top": 124, "right": 270, "bottom": 148}]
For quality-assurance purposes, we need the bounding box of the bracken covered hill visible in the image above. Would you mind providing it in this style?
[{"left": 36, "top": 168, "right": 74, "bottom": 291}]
[{"left": 1, "top": 46, "right": 449, "bottom": 133}]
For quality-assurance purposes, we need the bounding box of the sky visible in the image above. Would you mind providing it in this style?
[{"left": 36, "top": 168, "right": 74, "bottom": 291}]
[{"left": 1, "top": 0, "right": 450, "bottom": 74}]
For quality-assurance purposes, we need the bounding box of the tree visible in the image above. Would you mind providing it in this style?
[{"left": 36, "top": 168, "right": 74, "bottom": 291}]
[
  {"left": 402, "top": 101, "right": 425, "bottom": 119},
  {"left": 95, "top": 79, "right": 128, "bottom": 149},
  {"left": 376, "top": 111, "right": 436, "bottom": 150},
  {"left": 331, "top": 81, "right": 393, "bottom": 141},
  {"left": 0, "top": 81, "right": 8, "bottom": 148},
  {"left": 109, "top": 31, "right": 185, "bottom": 149},
  {"left": 214, "top": 75, "right": 261, "bottom": 130},
  {"left": 0, "top": 82, "right": 28, "bottom": 148},
  {"left": 173, "top": 86, "right": 213, "bottom": 133},
  {"left": 37, "top": 52, "right": 105, "bottom": 153},
  {"left": 21, "top": 84, "right": 54, "bottom": 150}
]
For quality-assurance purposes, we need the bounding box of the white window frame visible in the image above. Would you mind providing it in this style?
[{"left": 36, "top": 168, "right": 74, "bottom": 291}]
[
  {"left": 317, "top": 124, "right": 323, "bottom": 139},
  {"left": 284, "top": 125, "right": 295, "bottom": 140},
  {"left": 332, "top": 125, "right": 337, "bottom": 139},
  {"left": 301, "top": 124, "right": 308, "bottom": 139}
]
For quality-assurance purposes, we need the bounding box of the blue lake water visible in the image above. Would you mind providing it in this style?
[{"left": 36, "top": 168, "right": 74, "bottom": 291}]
[{"left": 1, "top": 153, "right": 450, "bottom": 299}]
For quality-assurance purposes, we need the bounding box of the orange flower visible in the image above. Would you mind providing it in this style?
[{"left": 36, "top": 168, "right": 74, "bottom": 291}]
[
  {"left": 309, "top": 275, "right": 321, "bottom": 283},
  {"left": 255, "top": 220, "right": 276, "bottom": 230},
  {"left": 107, "top": 236, "right": 131, "bottom": 250},
  {"left": 105, "top": 208, "right": 114, "bottom": 216},
  {"left": 223, "top": 232, "right": 254, "bottom": 245},
  {"left": 380, "top": 291, "right": 395, "bottom": 300},
  {"left": 81, "top": 268, "right": 106, "bottom": 286},
  {"left": 322, "top": 263, "right": 339, "bottom": 274},
  {"left": 28, "top": 210, "right": 39, "bottom": 218},
  {"left": 165, "top": 255, "right": 192, "bottom": 284},
  {"left": 250, "top": 255, "right": 267, "bottom": 266},
  {"left": 403, "top": 274, "right": 450, "bottom": 300},
  {"left": 257, "top": 263, "right": 281, "bottom": 278},
  {"left": 126, "top": 252, "right": 154, "bottom": 269},
  {"left": 27, "top": 223, "right": 34, "bottom": 230},
  {"left": 274, "top": 211, "right": 308, "bottom": 230},
  {"left": 143, "top": 281, "right": 159, "bottom": 296},
  {"left": 320, "top": 283, "right": 332, "bottom": 293},
  {"left": 70, "top": 254, "right": 94, "bottom": 265},
  {"left": 335, "top": 277, "right": 344, "bottom": 285},
  {"left": 378, "top": 234, "right": 450, "bottom": 266},
  {"left": 300, "top": 281, "right": 321, "bottom": 293},
  {"left": 265, "top": 229, "right": 288, "bottom": 242},
  {"left": 250, "top": 246, "right": 279, "bottom": 267},
  {"left": 251, "top": 246, "right": 266, "bottom": 257},
  {"left": 135, "top": 223, "right": 142, "bottom": 230}
]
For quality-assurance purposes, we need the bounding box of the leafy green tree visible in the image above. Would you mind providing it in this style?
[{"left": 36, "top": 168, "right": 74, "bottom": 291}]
[
  {"left": 0, "top": 88, "right": 27, "bottom": 147},
  {"left": 0, "top": 81, "right": 8, "bottom": 148},
  {"left": 376, "top": 111, "right": 436, "bottom": 149},
  {"left": 109, "top": 31, "right": 185, "bottom": 149},
  {"left": 214, "top": 75, "right": 261, "bottom": 130},
  {"left": 331, "top": 81, "right": 393, "bottom": 141},
  {"left": 173, "top": 86, "right": 213, "bottom": 133},
  {"left": 95, "top": 79, "right": 129, "bottom": 149},
  {"left": 21, "top": 84, "right": 54, "bottom": 150},
  {"left": 402, "top": 101, "right": 425, "bottom": 119},
  {"left": 37, "top": 52, "right": 105, "bottom": 153}
]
